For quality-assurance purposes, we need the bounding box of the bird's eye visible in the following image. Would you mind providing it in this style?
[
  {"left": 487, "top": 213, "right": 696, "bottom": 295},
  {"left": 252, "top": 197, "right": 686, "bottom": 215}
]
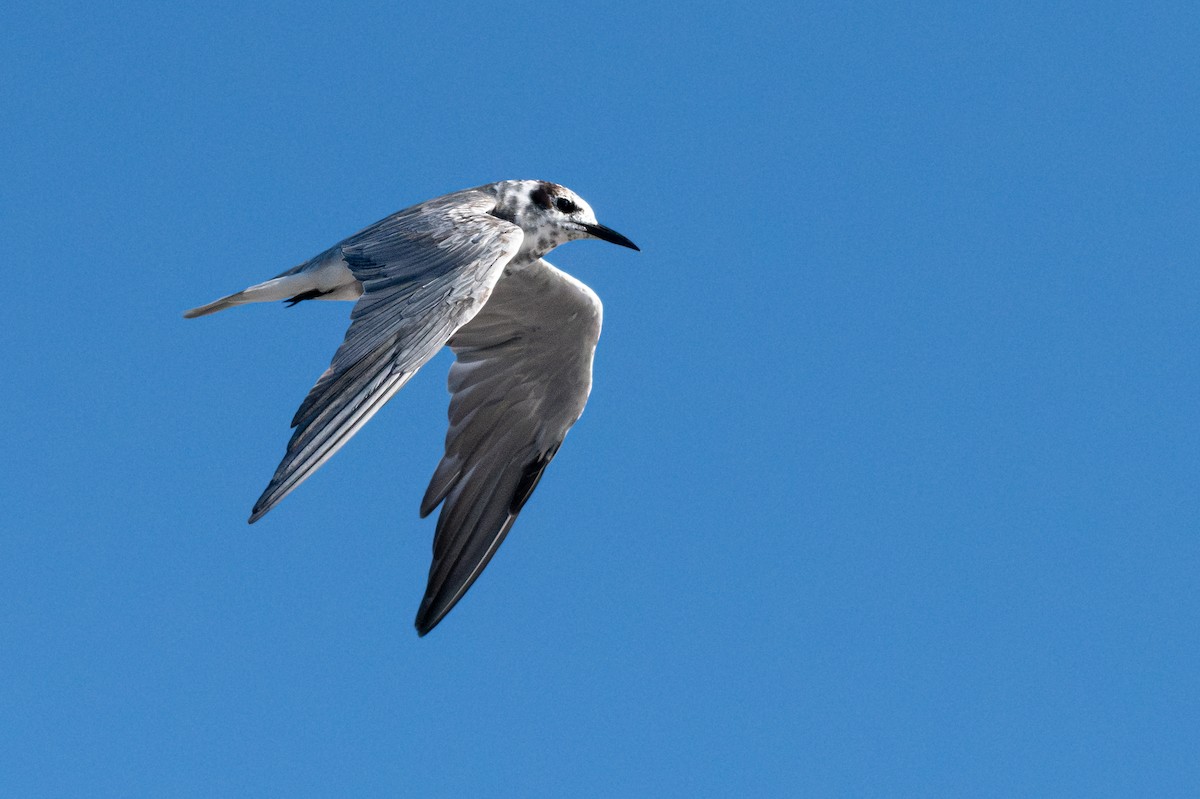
[{"left": 555, "top": 197, "right": 578, "bottom": 214}]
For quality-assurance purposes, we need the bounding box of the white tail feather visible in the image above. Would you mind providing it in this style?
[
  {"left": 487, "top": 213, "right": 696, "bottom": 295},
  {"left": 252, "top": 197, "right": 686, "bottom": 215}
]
[
  {"left": 183, "top": 293, "right": 246, "bottom": 318},
  {"left": 182, "top": 270, "right": 351, "bottom": 319}
]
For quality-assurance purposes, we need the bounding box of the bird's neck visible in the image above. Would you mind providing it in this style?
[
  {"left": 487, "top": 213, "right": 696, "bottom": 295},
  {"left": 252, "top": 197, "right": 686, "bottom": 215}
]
[{"left": 513, "top": 228, "right": 569, "bottom": 267}]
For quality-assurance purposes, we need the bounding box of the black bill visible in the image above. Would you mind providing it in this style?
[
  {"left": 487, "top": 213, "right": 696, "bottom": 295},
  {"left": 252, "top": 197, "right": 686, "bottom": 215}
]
[{"left": 583, "top": 222, "right": 640, "bottom": 251}]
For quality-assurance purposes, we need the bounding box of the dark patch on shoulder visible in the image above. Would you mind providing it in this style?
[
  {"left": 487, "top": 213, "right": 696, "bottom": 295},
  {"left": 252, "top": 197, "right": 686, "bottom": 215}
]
[
  {"left": 284, "top": 288, "right": 329, "bottom": 307},
  {"left": 510, "top": 446, "right": 560, "bottom": 515},
  {"left": 342, "top": 249, "right": 385, "bottom": 280},
  {"left": 489, "top": 206, "right": 517, "bottom": 223},
  {"left": 342, "top": 250, "right": 378, "bottom": 269},
  {"left": 530, "top": 184, "right": 553, "bottom": 210}
]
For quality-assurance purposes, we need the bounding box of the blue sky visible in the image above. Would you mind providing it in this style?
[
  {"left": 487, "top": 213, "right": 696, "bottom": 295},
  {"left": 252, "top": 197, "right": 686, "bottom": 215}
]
[{"left": 3, "top": 1, "right": 1197, "bottom": 795}]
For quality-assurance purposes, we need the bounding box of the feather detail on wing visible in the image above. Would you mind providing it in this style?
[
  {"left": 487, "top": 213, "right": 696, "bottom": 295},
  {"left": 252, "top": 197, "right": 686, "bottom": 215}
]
[
  {"left": 413, "top": 259, "right": 603, "bottom": 635},
  {"left": 249, "top": 190, "right": 523, "bottom": 522}
]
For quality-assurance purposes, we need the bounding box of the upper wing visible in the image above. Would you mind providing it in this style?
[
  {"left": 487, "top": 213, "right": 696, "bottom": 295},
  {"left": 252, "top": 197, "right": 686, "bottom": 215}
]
[
  {"left": 414, "top": 258, "right": 604, "bottom": 635},
  {"left": 249, "top": 189, "right": 523, "bottom": 522}
]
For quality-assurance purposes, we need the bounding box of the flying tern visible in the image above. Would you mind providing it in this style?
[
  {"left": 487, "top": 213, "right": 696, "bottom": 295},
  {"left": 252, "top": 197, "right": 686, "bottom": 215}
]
[{"left": 185, "top": 180, "right": 639, "bottom": 634}]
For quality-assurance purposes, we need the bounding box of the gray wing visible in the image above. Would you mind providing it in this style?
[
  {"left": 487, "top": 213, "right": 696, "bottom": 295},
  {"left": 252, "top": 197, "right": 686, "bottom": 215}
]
[
  {"left": 249, "top": 189, "right": 523, "bottom": 522},
  {"left": 414, "top": 259, "right": 604, "bottom": 635}
]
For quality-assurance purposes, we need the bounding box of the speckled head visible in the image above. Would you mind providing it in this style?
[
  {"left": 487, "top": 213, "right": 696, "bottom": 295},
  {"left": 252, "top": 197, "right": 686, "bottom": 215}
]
[{"left": 488, "top": 180, "right": 639, "bottom": 264}]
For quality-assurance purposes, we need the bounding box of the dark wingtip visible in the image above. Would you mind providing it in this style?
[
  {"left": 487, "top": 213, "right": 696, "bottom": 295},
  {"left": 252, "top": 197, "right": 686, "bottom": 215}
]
[
  {"left": 248, "top": 490, "right": 273, "bottom": 524},
  {"left": 414, "top": 604, "right": 440, "bottom": 637}
]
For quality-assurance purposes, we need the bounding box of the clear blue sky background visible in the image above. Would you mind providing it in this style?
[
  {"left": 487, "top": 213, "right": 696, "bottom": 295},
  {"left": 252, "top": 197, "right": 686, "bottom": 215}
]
[{"left": 3, "top": 2, "right": 1197, "bottom": 796}]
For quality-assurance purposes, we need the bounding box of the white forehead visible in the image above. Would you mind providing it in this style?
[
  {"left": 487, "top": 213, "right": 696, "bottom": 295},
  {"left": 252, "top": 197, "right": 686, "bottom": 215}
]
[{"left": 558, "top": 187, "right": 594, "bottom": 216}]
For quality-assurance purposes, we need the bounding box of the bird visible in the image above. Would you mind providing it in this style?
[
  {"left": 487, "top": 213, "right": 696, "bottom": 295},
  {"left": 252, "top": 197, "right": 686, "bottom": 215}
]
[{"left": 184, "top": 180, "right": 639, "bottom": 635}]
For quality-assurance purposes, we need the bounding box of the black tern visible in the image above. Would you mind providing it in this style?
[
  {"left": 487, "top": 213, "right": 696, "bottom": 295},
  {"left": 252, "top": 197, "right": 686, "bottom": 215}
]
[{"left": 185, "top": 180, "right": 639, "bottom": 635}]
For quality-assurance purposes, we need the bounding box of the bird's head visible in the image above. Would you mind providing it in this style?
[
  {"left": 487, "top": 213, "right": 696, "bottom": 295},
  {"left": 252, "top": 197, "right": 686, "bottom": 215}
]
[{"left": 492, "top": 180, "right": 639, "bottom": 261}]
